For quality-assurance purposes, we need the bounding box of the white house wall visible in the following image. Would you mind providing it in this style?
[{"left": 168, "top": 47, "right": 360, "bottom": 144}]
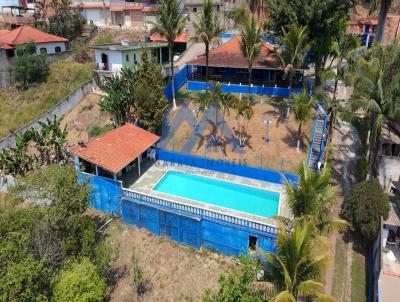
[
  {"left": 35, "top": 42, "right": 67, "bottom": 55},
  {"left": 83, "top": 8, "right": 110, "bottom": 26},
  {"left": 94, "top": 49, "right": 123, "bottom": 73},
  {"left": 379, "top": 156, "right": 400, "bottom": 192}
]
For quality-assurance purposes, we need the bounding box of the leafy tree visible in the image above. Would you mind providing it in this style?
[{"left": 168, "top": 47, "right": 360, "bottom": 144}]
[
  {"left": 266, "top": 0, "right": 353, "bottom": 83},
  {"left": 133, "top": 49, "right": 168, "bottom": 133},
  {"left": 47, "top": 8, "right": 86, "bottom": 40},
  {"left": 239, "top": 13, "right": 263, "bottom": 95},
  {"left": 252, "top": 222, "right": 333, "bottom": 301},
  {"left": 275, "top": 24, "right": 310, "bottom": 117},
  {"left": 342, "top": 178, "right": 390, "bottom": 242},
  {"left": 192, "top": 0, "right": 222, "bottom": 90},
  {"left": 71, "top": 39, "right": 92, "bottom": 63},
  {"left": 52, "top": 258, "right": 107, "bottom": 302},
  {"left": 370, "top": 0, "right": 393, "bottom": 43},
  {"left": 150, "top": 0, "right": 187, "bottom": 109},
  {"left": 347, "top": 43, "right": 400, "bottom": 174},
  {"left": 0, "top": 134, "right": 34, "bottom": 176},
  {"left": 284, "top": 162, "right": 347, "bottom": 236},
  {"left": 203, "top": 256, "right": 264, "bottom": 302},
  {"left": 100, "top": 65, "right": 136, "bottom": 126},
  {"left": 291, "top": 89, "right": 315, "bottom": 149},
  {"left": 11, "top": 42, "right": 49, "bottom": 89}
]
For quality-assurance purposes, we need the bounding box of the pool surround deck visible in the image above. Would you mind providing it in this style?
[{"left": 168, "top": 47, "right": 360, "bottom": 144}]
[{"left": 125, "top": 160, "right": 290, "bottom": 227}]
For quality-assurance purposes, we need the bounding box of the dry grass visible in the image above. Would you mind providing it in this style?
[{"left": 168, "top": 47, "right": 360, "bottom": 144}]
[
  {"left": 61, "top": 93, "right": 111, "bottom": 147},
  {"left": 102, "top": 218, "right": 237, "bottom": 302},
  {"left": 0, "top": 60, "right": 94, "bottom": 138}
]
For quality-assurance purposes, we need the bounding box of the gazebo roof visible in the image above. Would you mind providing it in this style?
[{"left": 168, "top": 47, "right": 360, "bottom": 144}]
[{"left": 70, "top": 124, "right": 160, "bottom": 174}]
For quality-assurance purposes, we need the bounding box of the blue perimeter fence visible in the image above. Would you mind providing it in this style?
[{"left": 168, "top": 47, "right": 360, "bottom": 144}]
[
  {"left": 164, "top": 64, "right": 300, "bottom": 99},
  {"left": 155, "top": 148, "right": 298, "bottom": 185}
]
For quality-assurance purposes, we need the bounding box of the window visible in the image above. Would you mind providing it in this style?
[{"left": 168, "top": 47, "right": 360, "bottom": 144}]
[
  {"left": 192, "top": 7, "right": 197, "bottom": 12},
  {"left": 126, "top": 54, "right": 129, "bottom": 62},
  {"left": 40, "top": 47, "right": 47, "bottom": 54},
  {"left": 249, "top": 236, "right": 258, "bottom": 251},
  {"left": 133, "top": 53, "right": 137, "bottom": 64},
  {"left": 55, "top": 46, "right": 61, "bottom": 53}
]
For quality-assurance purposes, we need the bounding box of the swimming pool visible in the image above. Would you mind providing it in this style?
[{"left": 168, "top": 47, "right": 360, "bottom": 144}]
[{"left": 153, "top": 171, "right": 280, "bottom": 218}]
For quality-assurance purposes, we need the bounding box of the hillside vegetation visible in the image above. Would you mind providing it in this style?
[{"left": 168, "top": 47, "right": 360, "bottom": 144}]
[{"left": 0, "top": 60, "right": 94, "bottom": 138}]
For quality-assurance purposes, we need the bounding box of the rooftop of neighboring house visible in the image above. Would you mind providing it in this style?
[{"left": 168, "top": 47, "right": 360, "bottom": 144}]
[
  {"left": 187, "top": 36, "right": 285, "bottom": 70},
  {"left": 91, "top": 40, "right": 168, "bottom": 51},
  {"left": 0, "top": 25, "right": 68, "bottom": 49},
  {"left": 70, "top": 123, "right": 160, "bottom": 174},
  {"left": 0, "top": 29, "right": 10, "bottom": 36},
  {"left": 150, "top": 32, "right": 188, "bottom": 43}
]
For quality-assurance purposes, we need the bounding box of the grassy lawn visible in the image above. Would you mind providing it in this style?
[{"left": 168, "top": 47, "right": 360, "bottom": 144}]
[
  {"left": 351, "top": 250, "right": 366, "bottom": 302},
  {"left": 332, "top": 236, "right": 347, "bottom": 300},
  {"left": 0, "top": 60, "right": 94, "bottom": 138}
]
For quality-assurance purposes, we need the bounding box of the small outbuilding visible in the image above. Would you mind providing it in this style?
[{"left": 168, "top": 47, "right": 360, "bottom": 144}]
[{"left": 71, "top": 123, "right": 160, "bottom": 184}]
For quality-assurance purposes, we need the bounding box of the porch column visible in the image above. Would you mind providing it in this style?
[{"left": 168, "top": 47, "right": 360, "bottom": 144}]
[
  {"left": 159, "top": 47, "right": 162, "bottom": 64},
  {"left": 74, "top": 155, "right": 80, "bottom": 173},
  {"left": 95, "top": 165, "right": 99, "bottom": 176},
  {"left": 138, "top": 154, "right": 142, "bottom": 176},
  {"left": 113, "top": 173, "right": 117, "bottom": 181}
]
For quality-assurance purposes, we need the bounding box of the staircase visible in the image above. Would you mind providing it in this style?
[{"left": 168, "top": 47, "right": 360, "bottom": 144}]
[{"left": 308, "top": 107, "right": 327, "bottom": 170}]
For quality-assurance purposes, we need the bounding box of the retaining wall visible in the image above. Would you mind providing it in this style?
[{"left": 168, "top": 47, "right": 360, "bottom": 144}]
[{"left": 0, "top": 79, "right": 97, "bottom": 149}]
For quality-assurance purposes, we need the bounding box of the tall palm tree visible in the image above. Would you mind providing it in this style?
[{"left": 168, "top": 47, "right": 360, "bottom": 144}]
[
  {"left": 150, "top": 0, "right": 187, "bottom": 109},
  {"left": 275, "top": 24, "right": 310, "bottom": 118},
  {"left": 232, "top": 96, "right": 254, "bottom": 147},
  {"left": 370, "top": 0, "right": 393, "bottom": 43},
  {"left": 192, "top": 0, "right": 222, "bottom": 91},
  {"left": 285, "top": 162, "right": 347, "bottom": 236},
  {"left": 239, "top": 14, "right": 263, "bottom": 96},
  {"left": 348, "top": 43, "right": 400, "bottom": 175},
  {"left": 250, "top": 221, "right": 334, "bottom": 301},
  {"left": 291, "top": 89, "right": 315, "bottom": 150}
]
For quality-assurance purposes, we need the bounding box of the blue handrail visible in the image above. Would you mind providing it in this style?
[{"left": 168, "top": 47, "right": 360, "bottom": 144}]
[
  {"left": 317, "top": 111, "right": 329, "bottom": 164},
  {"left": 307, "top": 113, "right": 319, "bottom": 167}
]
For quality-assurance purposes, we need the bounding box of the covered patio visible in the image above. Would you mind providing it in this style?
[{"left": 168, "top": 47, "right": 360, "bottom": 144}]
[{"left": 71, "top": 123, "right": 160, "bottom": 188}]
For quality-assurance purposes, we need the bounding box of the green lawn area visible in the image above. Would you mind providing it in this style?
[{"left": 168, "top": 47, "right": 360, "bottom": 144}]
[
  {"left": 351, "top": 250, "right": 366, "bottom": 302},
  {"left": 332, "top": 237, "right": 347, "bottom": 300},
  {"left": 0, "top": 60, "right": 94, "bottom": 138}
]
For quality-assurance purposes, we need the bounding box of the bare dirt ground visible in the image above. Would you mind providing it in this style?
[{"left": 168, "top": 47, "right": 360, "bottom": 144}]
[
  {"left": 61, "top": 92, "right": 111, "bottom": 147},
  {"left": 102, "top": 218, "right": 237, "bottom": 302},
  {"left": 165, "top": 98, "right": 314, "bottom": 173}
]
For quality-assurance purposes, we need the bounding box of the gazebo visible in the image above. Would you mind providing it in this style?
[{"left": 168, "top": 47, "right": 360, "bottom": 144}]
[{"left": 71, "top": 124, "right": 160, "bottom": 185}]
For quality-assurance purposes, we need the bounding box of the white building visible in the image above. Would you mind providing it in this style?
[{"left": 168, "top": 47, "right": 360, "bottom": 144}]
[{"left": 91, "top": 40, "right": 168, "bottom": 74}]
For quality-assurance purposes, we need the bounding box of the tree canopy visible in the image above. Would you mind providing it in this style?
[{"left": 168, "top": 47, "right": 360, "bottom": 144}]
[{"left": 342, "top": 178, "right": 390, "bottom": 242}]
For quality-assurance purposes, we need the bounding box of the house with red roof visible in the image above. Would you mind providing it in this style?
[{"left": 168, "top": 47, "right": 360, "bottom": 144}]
[
  {"left": 187, "top": 36, "right": 305, "bottom": 90},
  {"left": 0, "top": 25, "right": 69, "bottom": 56}
]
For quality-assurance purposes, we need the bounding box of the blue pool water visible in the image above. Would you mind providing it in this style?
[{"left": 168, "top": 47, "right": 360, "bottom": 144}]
[{"left": 153, "top": 171, "right": 280, "bottom": 217}]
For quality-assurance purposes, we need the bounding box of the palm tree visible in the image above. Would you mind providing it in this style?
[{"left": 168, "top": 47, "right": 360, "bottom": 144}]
[
  {"left": 274, "top": 24, "right": 310, "bottom": 118},
  {"left": 250, "top": 221, "right": 334, "bottom": 301},
  {"left": 370, "top": 0, "right": 393, "bottom": 43},
  {"left": 219, "top": 91, "right": 237, "bottom": 138},
  {"left": 348, "top": 43, "right": 400, "bottom": 175},
  {"left": 0, "top": 134, "right": 34, "bottom": 176},
  {"left": 284, "top": 162, "right": 347, "bottom": 236},
  {"left": 239, "top": 14, "right": 263, "bottom": 96},
  {"left": 150, "top": 0, "right": 187, "bottom": 109},
  {"left": 192, "top": 0, "right": 222, "bottom": 91},
  {"left": 232, "top": 96, "right": 254, "bottom": 147},
  {"left": 291, "top": 89, "right": 315, "bottom": 150}
]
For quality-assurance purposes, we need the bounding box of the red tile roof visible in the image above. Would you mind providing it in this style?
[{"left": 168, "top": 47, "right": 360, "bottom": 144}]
[
  {"left": 70, "top": 124, "right": 160, "bottom": 174},
  {"left": 187, "top": 36, "right": 283, "bottom": 69},
  {"left": 0, "top": 25, "right": 68, "bottom": 49},
  {"left": 0, "top": 29, "right": 10, "bottom": 36},
  {"left": 150, "top": 32, "right": 188, "bottom": 43}
]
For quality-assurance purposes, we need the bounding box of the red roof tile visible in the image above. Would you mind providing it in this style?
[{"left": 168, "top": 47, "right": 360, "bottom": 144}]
[
  {"left": 70, "top": 124, "right": 160, "bottom": 174},
  {"left": 187, "top": 36, "right": 283, "bottom": 69},
  {"left": 0, "top": 29, "right": 10, "bottom": 36},
  {"left": 0, "top": 25, "right": 68, "bottom": 49},
  {"left": 150, "top": 32, "right": 188, "bottom": 43}
]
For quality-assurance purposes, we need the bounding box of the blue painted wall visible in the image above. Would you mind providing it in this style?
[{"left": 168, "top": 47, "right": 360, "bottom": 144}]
[
  {"left": 121, "top": 197, "right": 276, "bottom": 256},
  {"left": 164, "top": 65, "right": 192, "bottom": 100},
  {"left": 78, "top": 172, "right": 122, "bottom": 216},
  {"left": 156, "top": 148, "right": 298, "bottom": 185},
  {"left": 187, "top": 81, "right": 301, "bottom": 97}
]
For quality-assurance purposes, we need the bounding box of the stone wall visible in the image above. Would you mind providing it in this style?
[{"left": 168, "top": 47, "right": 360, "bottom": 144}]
[{"left": 0, "top": 50, "right": 11, "bottom": 91}]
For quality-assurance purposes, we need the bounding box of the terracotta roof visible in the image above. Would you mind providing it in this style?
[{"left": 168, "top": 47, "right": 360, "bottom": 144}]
[
  {"left": 150, "top": 32, "right": 188, "bottom": 43},
  {"left": 0, "top": 29, "right": 10, "bottom": 36},
  {"left": 70, "top": 124, "right": 160, "bottom": 174},
  {"left": 187, "top": 36, "right": 284, "bottom": 69},
  {"left": 0, "top": 25, "right": 68, "bottom": 49}
]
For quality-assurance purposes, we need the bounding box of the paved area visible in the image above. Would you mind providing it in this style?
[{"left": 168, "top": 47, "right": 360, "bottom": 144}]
[{"left": 125, "top": 160, "right": 289, "bottom": 226}]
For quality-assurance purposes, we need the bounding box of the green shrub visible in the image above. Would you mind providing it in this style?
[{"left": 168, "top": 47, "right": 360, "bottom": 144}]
[
  {"left": 88, "top": 123, "right": 113, "bottom": 138},
  {"left": 342, "top": 178, "right": 390, "bottom": 242},
  {"left": 71, "top": 40, "right": 92, "bottom": 63},
  {"left": 94, "top": 33, "right": 114, "bottom": 44},
  {"left": 48, "top": 9, "right": 86, "bottom": 40}
]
